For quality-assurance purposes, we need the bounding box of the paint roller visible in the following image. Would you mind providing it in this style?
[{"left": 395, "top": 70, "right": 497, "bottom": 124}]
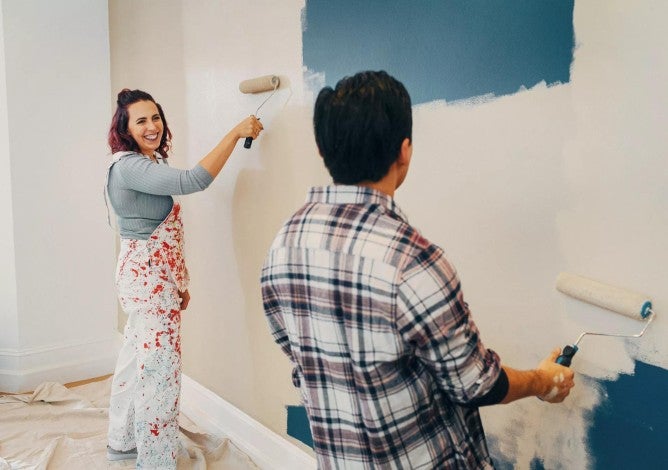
[
  {"left": 555, "top": 272, "right": 656, "bottom": 366},
  {"left": 238, "top": 75, "right": 280, "bottom": 149}
]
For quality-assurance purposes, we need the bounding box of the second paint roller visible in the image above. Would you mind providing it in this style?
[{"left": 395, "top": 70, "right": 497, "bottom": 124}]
[
  {"left": 239, "top": 75, "right": 280, "bottom": 149},
  {"left": 555, "top": 272, "right": 656, "bottom": 366}
]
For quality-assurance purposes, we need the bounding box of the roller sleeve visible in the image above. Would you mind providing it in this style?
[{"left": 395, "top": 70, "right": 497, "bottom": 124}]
[
  {"left": 556, "top": 272, "right": 652, "bottom": 319},
  {"left": 239, "top": 75, "right": 280, "bottom": 94}
]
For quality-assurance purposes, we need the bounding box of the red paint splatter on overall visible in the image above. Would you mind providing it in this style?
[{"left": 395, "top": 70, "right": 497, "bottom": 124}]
[{"left": 108, "top": 200, "right": 188, "bottom": 469}]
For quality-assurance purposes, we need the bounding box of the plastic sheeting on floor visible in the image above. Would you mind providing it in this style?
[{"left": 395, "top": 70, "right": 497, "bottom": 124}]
[{"left": 0, "top": 378, "right": 259, "bottom": 469}]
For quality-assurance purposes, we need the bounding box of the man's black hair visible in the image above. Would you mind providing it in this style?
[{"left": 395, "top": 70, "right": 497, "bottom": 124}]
[{"left": 313, "top": 71, "right": 412, "bottom": 184}]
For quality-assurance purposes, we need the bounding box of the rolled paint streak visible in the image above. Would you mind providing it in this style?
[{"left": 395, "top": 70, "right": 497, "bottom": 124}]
[{"left": 302, "top": 0, "right": 575, "bottom": 105}]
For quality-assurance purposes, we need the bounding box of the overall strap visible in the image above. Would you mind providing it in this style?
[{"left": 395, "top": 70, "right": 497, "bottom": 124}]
[{"left": 104, "top": 151, "right": 136, "bottom": 230}]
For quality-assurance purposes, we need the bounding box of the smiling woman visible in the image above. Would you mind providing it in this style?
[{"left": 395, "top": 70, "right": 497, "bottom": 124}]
[
  {"left": 127, "top": 101, "right": 165, "bottom": 157},
  {"left": 104, "top": 88, "right": 264, "bottom": 469},
  {"left": 109, "top": 89, "right": 173, "bottom": 159}
]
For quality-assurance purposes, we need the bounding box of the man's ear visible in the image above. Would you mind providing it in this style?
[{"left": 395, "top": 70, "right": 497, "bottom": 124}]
[{"left": 398, "top": 138, "right": 412, "bottom": 167}]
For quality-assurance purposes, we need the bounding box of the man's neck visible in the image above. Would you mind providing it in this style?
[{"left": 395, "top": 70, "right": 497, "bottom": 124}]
[{"left": 356, "top": 166, "right": 398, "bottom": 198}]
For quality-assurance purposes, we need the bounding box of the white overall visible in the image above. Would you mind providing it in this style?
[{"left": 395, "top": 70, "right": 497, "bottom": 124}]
[{"left": 106, "top": 153, "right": 189, "bottom": 469}]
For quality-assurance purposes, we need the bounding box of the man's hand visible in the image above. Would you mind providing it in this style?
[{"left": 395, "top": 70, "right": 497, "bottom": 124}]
[
  {"left": 179, "top": 289, "right": 190, "bottom": 311},
  {"left": 536, "top": 348, "right": 575, "bottom": 403},
  {"left": 501, "top": 348, "right": 576, "bottom": 404}
]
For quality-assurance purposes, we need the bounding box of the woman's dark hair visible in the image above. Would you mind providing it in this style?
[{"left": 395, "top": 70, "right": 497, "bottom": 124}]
[
  {"left": 313, "top": 71, "right": 412, "bottom": 184},
  {"left": 108, "top": 89, "right": 172, "bottom": 158}
]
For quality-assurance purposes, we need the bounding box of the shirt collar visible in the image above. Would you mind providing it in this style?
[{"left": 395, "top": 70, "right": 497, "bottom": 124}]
[{"left": 306, "top": 185, "right": 409, "bottom": 222}]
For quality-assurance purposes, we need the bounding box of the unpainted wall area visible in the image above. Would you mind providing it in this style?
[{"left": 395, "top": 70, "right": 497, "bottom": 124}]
[
  {"left": 304, "top": 1, "right": 668, "bottom": 467},
  {"left": 108, "top": 0, "right": 326, "bottom": 449},
  {"left": 0, "top": 1, "right": 18, "bottom": 351},
  {"left": 110, "top": 0, "right": 667, "bottom": 467},
  {"left": 1, "top": 0, "right": 117, "bottom": 392}
]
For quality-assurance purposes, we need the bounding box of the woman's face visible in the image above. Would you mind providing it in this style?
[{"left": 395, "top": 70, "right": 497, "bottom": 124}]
[{"left": 127, "top": 100, "right": 163, "bottom": 156}]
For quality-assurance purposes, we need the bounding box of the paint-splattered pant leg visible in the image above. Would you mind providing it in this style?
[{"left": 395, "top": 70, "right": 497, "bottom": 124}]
[
  {"left": 108, "top": 312, "right": 139, "bottom": 451},
  {"left": 108, "top": 240, "right": 182, "bottom": 470}
]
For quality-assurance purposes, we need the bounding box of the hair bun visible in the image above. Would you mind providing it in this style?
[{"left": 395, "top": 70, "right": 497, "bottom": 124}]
[{"left": 117, "top": 88, "right": 133, "bottom": 105}]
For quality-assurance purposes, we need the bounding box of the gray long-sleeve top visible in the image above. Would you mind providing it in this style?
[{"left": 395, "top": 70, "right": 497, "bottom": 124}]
[{"left": 107, "top": 152, "right": 213, "bottom": 239}]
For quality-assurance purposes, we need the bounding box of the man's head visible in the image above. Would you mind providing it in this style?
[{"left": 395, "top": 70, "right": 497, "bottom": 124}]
[{"left": 313, "top": 71, "right": 412, "bottom": 186}]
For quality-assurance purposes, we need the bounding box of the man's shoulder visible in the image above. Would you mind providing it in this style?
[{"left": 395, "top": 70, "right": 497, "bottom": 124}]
[
  {"left": 275, "top": 199, "right": 442, "bottom": 264},
  {"left": 368, "top": 204, "right": 439, "bottom": 255}
]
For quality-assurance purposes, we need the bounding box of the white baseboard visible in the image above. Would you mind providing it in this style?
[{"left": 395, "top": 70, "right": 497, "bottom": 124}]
[
  {"left": 180, "top": 374, "right": 317, "bottom": 470},
  {"left": 0, "top": 334, "right": 121, "bottom": 392}
]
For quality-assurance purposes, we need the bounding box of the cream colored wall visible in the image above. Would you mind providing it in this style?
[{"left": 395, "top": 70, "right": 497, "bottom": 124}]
[
  {"left": 109, "top": 0, "right": 327, "bottom": 444},
  {"left": 401, "top": 2, "right": 667, "bottom": 467},
  {"left": 0, "top": 1, "right": 19, "bottom": 353},
  {"left": 0, "top": 0, "right": 117, "bottom": 392},
  {"left": 110, "top": 0, "right": 667, "bottom": 465}
]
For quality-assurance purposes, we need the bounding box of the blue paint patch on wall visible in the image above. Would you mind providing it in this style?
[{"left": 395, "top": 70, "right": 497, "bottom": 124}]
[
  {"left": 287, "top": 405, "right": 314, "bottom": 448},
  {"left": 286, "top": 363, "right": 668, "bottom": 467},
  {"left": 302, "top": 0, "right": 575, "bottom": 104},
  {"left": 490, "top": 361, "right": 668, "bottom": 468},
  {"left": 587, "top": 361, "right": 668, "bottom": 469},
  {"left": 485, "top": 436, "right": 513, "bottom": 469},
  {"left": 529, "top": 457, "right": 546, "bottom": 470},
  {"left": 487, "top": 437, "right": 545, "bottom": 469}
]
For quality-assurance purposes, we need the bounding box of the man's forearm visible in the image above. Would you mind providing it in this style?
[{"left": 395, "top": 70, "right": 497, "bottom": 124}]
[
  {"left": 500, "top": 366, "right": 546, "bottom": 403},
  {"left": 500, "top": 349, "right": 575, "bottom": 404}
]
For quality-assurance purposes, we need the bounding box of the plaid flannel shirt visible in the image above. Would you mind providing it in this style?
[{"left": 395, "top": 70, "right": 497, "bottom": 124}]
[{"left": 261, "top": 186, "right": 501, "bottom": 469}]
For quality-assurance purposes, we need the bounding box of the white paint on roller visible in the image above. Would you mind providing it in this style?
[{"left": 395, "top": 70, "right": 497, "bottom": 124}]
[
  {"left": 556, "top": 272, "right": 651, "bottom": 319},
  {"left": 239, "top": 75, "right": 281, "bottom": 94}
]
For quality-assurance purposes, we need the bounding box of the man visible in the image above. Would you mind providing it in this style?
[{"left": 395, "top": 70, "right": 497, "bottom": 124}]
[{"left": 261, "top": 71, "right": 574, "bottom": 469}]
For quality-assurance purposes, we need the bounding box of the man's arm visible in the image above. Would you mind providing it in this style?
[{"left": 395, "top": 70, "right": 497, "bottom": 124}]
[
  {"left": 396, "top": 249, "right": 504, "bottom": 404},
  {"left": 470, "top": 348, "right": 575, "bottom": 406},
  {"left": 397, "top": 246, "right": 575, "bottom": 406},
  {"left": 501, "top": 348, "right": 574, "bottom": 404},
  {"left": 261, "top": 285, "right": 293, "bottom": 359}
]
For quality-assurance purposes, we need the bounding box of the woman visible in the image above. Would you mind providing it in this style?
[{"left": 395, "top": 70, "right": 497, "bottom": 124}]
[{"left": 104, "top": 89, "right": 262, "bottom": 468}]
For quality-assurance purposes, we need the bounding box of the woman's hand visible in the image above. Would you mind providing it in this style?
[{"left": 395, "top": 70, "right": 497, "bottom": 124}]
[
  {"left": 198, "top": 115, "right": 265, "bottom": 179},
  {"left": 234, "top": 115, "right": 264, "bottom": 140},
  {"left": 179, "top": 289, "right": 190, "bottom": 311}
]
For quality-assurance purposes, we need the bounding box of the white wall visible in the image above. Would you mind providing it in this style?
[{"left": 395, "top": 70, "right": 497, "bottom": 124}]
[
  {"left": 401, "top": 2, "right": 667, "bottom": 467},
  {"left": 0, "top": 1, "right": 19, "bottom": 354},
  {"left": 0, "top": 0, "right": 118, "bottom": 392},
  {"left": 108, "top": 0, "right": 327, "bottom": 446},
  {"left": 110, "top": 0, "right": 667, "bottom": 466}
]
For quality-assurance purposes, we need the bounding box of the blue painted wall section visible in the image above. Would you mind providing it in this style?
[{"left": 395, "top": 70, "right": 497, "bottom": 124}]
[
  {"left": 286, "top": 405, "right": 313, "bottom": 448},
  {"left": 303, "top": 0, "right": 575, "bottom": 104},
  {"left": 297, "top": 2, "right": 668, "bottom": 467},
  {"left": 588, "top": 361, "right": 668, "bottom": 469},
  {"left": 286, "top": 362, "right": 668, "bottom": 466}
]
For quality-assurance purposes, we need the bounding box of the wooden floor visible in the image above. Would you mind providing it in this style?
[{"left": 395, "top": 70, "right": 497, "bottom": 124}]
[
  {"left": 64, "top": 374, "right": 113, "bottom": 389},
  {"left": 0, "top": 374, "right": 112, "bottom": 395}
]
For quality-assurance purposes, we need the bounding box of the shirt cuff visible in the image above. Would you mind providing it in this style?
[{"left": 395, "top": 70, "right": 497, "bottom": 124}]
[{"left": 466, "top": 368, "right": 509, "bottom": 407}]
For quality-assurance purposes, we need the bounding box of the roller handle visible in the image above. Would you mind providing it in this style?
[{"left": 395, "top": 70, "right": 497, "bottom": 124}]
[
  {"left": 556, "top": 344, "right": 578, "bottom": 367},
  {"left": 244, "top": 117, "right": 261, "bottom": 149}
]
